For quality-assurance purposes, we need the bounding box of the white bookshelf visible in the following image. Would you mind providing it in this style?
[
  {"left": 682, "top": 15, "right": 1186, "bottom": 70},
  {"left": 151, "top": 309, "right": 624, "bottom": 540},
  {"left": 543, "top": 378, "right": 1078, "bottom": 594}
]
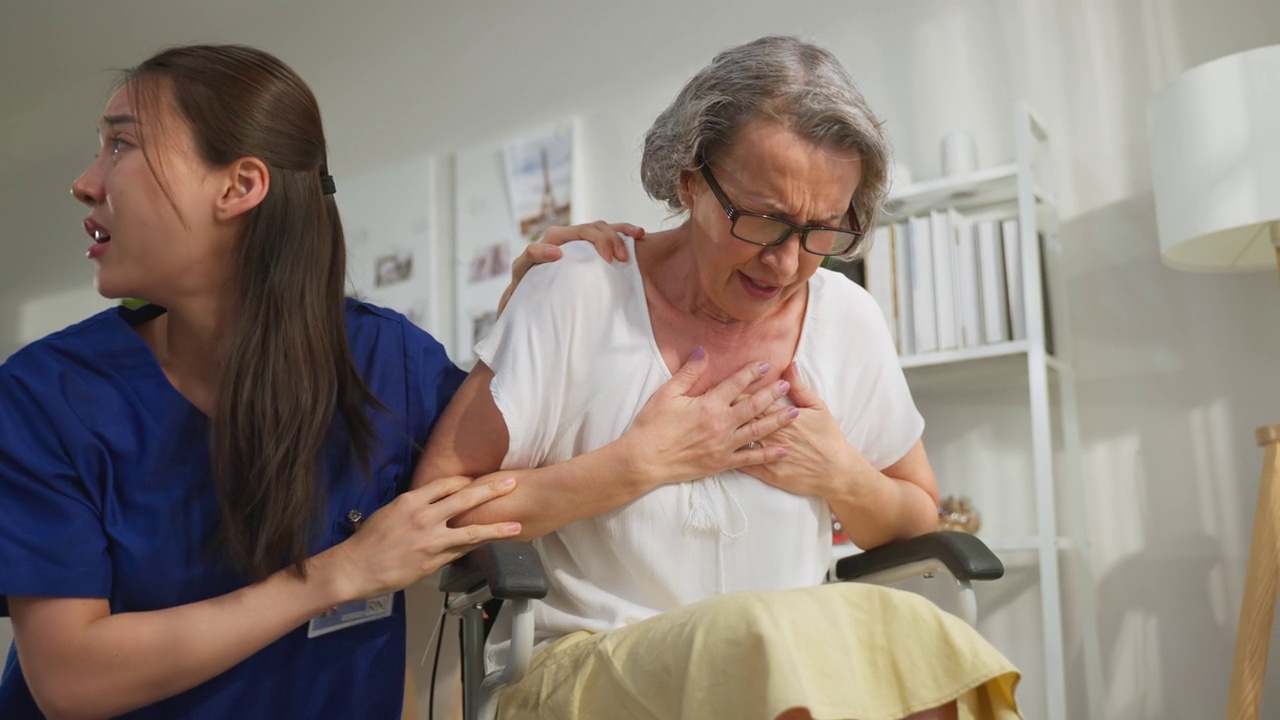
[{"left": 841, "top": 105, "right": 1101, "bottom": 720}]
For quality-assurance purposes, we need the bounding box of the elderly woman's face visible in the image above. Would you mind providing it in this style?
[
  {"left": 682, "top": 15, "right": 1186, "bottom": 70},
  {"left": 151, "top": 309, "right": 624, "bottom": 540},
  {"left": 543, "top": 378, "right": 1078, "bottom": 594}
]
[{"left": 683, "top": 120, "right": 861, "bottom": 323}]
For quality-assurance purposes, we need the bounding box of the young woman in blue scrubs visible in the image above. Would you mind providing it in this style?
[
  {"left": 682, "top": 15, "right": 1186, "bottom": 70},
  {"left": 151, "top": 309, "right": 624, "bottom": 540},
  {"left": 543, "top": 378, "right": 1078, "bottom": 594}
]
[{"left": 0, "top": 44, "right": 645, "bottom": 719}]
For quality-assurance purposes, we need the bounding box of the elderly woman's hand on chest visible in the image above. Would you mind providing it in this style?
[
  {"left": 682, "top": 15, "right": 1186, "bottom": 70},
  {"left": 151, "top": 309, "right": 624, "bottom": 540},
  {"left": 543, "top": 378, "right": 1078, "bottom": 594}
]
[{"left": 738, "top": 363, "right": 874, "bottom": 500}]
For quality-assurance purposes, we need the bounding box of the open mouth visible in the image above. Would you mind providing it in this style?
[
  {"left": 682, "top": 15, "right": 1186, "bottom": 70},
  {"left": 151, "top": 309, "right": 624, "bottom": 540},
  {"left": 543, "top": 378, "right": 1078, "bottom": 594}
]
[
  {"left": 739, "top": 272, "right": 782, "bottom": 298},
  {"left": 84, "top": 219, "right": 112, "bottom": 244},
  {"left": 85, "top": 219, "right": 112, "bottom": 259}
]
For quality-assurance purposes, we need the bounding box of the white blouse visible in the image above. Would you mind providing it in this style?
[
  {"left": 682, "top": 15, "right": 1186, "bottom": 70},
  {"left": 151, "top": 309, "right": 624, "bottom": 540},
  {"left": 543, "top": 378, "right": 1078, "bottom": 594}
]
[{"left": 476, "top": 237, "right": 923, "bottom": 671}]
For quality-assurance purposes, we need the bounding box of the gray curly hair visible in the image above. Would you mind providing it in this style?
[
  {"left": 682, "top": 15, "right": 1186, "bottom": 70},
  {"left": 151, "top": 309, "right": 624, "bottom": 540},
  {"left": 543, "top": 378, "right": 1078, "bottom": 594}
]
[{"left": 641, "top": 35, "right": 891, "bottom": 260}]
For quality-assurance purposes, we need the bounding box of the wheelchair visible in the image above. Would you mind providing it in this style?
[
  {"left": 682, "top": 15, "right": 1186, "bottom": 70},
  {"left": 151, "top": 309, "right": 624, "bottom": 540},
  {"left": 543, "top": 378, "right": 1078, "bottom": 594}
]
[{"left": 438, "top": 531, "right": 1004, "bottom": 720}]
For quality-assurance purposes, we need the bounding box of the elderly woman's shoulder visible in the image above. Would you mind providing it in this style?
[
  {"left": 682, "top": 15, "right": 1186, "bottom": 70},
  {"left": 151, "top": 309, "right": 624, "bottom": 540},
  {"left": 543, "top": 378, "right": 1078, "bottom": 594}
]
[
  {"left": 813, "top": 266, "right": 879, "bottom": 309},
  {"left": 811, "top": 267, "right": 894, "bottom": 333},
  {"left": 538, "top": 239, "right": 634, "bottom": 282},
  {"left": 559, "top": 238, "right": 628, "bottom": 265},
  {"left": 502, "top": 238, "right": 636, "bottom": 313}
]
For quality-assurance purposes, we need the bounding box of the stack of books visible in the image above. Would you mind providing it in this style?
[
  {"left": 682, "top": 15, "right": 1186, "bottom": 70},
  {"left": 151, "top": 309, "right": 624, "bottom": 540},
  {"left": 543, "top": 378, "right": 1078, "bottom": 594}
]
[{"left": 834, "top": 211, "right": 1043, "bottom": 357}]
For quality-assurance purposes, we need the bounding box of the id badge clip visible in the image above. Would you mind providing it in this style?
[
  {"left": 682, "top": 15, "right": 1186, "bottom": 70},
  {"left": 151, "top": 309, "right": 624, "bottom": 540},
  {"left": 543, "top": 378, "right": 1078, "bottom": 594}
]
[{"left": 308, "top": 509, "right": 395, "bottom": 638}]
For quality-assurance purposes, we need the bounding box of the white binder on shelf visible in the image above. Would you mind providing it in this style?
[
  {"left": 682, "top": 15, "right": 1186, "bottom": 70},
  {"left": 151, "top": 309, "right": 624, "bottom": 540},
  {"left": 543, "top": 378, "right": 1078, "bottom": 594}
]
[
  {"left": 1001, "top": 217, "right": 1026, "bottom": 341},
  {"left": 892, "top": 222, "right": 914, "bottom": 355},
  {"left": 976, "top": 219, "right": 1010, "bottom": 343},
  {"left": 908, "top": 215, "right": 937, "bottom": 353},
  {"left": 865, "top": 225, "right": 897, "bottom": 347},
  {"left": 950, "top": 209, "right": 982, "bottom": 348},
  {"left": 929, "top": 210, "right": 958, "bottom": 351}
]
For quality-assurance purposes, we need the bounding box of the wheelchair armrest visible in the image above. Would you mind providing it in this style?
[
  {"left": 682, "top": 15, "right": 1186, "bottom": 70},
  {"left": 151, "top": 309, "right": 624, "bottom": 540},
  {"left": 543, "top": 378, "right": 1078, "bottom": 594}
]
[
  {"left": 438, "top": 541, "right": 549, "bottom": 600},
  {"left": 834, "top": 531, "right": 1004, "bottom": 583}
]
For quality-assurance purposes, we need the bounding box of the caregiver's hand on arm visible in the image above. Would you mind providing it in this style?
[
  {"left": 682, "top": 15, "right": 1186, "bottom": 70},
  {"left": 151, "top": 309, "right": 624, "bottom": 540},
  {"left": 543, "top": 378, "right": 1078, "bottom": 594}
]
[
  {"left": 8, "top": 478, "right": 517, "bottom": 720},
  {"left": 319, "top": 475, "right": 523, "bottom": 597},
  {"left": 412, "top": 349, "right": 798, "bottom": 540},
  {"left": 498, "top": 220, "right": 645, "bottom": 315},
  {"left": 743, "top": 364, "right": 940, "bottom": 548}
]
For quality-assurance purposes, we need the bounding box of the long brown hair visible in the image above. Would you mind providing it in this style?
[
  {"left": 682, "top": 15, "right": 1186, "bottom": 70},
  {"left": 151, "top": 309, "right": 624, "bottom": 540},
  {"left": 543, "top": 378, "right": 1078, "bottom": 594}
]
[{"left": 127, "top": 45, "right": 379, "bottom": 580}]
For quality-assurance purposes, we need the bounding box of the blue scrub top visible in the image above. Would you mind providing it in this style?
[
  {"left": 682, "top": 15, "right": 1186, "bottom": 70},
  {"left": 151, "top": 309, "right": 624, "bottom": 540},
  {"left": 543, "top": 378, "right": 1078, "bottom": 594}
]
[{"left": 0, "top": 299, "right": 466, "bottom": 719}]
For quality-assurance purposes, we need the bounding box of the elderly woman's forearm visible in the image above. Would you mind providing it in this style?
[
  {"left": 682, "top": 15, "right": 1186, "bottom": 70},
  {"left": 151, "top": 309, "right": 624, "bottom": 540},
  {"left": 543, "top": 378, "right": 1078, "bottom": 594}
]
[
  {"left": 831, "top": 475, "right": 939, "bottom": 549},
  {"left": 449, "top": 442, "right": 655, "bottom": 540}
]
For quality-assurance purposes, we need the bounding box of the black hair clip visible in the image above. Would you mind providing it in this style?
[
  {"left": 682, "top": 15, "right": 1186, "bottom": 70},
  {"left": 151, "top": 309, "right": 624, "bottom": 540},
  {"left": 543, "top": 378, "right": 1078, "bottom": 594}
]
[{"left": 320, "top": 174, "right": 337, "bottom": 196}]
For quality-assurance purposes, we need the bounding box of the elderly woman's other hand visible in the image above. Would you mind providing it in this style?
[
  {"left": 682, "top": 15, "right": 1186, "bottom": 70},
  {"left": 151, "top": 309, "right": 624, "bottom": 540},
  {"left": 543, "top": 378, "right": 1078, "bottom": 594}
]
[
  {"left": 618, "top": 347, "right": 799, "bottom": 489},
  {"left": 740, "top": 363, "right": 874, "bottom": 500},
  {"left": 498, "top": 221, "right": 645, "bottom": 315}
]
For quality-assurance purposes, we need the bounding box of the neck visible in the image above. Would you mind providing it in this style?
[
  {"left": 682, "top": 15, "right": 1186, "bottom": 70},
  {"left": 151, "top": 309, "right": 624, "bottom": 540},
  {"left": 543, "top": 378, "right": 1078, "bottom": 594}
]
[
  {"left": 145, "top": 293, "right": 235, "bottom": 413},
  {"left": 641, "top": 225, "right": 753, "bottom": 327}
]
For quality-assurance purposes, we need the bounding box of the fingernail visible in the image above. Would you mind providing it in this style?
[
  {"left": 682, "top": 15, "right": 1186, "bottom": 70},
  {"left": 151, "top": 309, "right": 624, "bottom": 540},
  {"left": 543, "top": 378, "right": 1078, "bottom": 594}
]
[
  {"left": 506, "top": 522, "right": 522, "bottom": 534},
  {"left": 775, "top": 448, "right": 789, "bottom": 458},
  {"left": 777, "top": 380, "right": 790, "bottom": 394},
  {"left": 758, "top": 362, "right": 770, "bottom": 374},
  {"left": 499, "top": 476, "right": 516, "bottom": 488},
  {"left": 787, "top": 406, "right": 800, "bottom": 419},
  {"left": 692, "top": 346, "right": 706, "bottom": 360}
]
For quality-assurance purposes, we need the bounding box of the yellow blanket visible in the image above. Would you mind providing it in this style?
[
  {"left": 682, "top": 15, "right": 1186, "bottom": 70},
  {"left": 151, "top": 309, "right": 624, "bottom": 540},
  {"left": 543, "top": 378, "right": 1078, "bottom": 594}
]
[{"left": 497, "top": 583, "right": 1020, "bottom": 720}]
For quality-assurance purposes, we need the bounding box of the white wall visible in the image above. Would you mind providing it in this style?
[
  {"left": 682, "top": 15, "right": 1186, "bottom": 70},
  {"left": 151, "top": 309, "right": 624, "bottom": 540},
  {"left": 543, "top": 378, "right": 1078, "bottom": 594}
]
[{"left": 4, "top": 1, "right": 1279, "bottom": 717}]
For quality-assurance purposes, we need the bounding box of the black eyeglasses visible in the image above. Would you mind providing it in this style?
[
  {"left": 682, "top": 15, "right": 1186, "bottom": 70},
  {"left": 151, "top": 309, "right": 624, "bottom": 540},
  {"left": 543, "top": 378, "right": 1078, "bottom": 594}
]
[{"left": 698, "top": 159, "right": 863, "bottom": 257}]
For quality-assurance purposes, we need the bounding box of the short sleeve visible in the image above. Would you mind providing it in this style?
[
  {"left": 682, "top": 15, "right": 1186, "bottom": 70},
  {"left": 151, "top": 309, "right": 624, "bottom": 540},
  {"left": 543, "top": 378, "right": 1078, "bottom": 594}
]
[
  {"left": 474, "top": 241, "right": 627, "bottom": 470},
  {"left": 0, "top": 363, "right": 112, "bottom": 615},
  {"left": 813, "top": 273, "right": 925, "bottom": 470},
  {"left": 858, "top": 314, "right": 925, "bottom": 469},
  {"left": 402, "top": 320, "right": 467, "bottom": 447}
]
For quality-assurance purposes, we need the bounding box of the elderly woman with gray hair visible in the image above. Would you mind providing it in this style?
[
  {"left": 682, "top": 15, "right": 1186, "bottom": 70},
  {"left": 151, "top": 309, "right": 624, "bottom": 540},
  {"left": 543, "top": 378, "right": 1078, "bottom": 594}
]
[{"left": 418, "top": 35, "right": 1020, "bottom": 719}]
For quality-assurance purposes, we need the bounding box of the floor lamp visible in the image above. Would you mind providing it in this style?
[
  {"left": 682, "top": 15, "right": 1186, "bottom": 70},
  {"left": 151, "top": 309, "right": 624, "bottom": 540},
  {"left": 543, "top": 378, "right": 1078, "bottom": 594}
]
[{"left": 1148, "top": 44, "right": 1280, "bottom": 720}]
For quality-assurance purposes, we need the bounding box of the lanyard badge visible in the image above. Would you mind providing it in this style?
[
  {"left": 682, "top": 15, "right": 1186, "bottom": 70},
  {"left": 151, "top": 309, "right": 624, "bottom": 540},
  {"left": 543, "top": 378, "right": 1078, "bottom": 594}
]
[{"left": 307, "top": 509, "right": 396, "bottom": 638}]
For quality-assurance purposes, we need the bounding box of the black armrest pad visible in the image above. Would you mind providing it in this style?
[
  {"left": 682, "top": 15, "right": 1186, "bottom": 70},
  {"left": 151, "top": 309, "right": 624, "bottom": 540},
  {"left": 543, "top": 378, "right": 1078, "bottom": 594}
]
[
  {"left": 834, "top": 531, "right": 1004, "bottom": 582},
  {"left": 438, "top": 541, "right": 549, "bottom": 599}
]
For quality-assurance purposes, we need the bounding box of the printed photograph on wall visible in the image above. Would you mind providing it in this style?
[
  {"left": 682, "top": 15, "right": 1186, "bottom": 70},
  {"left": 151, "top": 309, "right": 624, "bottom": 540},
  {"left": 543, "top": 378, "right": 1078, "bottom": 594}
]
[
  {"left": 338, "top": 154, "right": 441, "bottom": 337},
  {"left": 375, "top": 247, "right": 414, "bottom": 287},
  {"left": 453, "top": 118, "right": 582, "bottom": 365},
  {"left": 467, "top": 242, "right": 511, "bottom": 284},
  {"left": 503, "top": 119, "right": 577, "bottom": 245},
  {"left": 331, "top": 121, "right": 583, "bottom": 366},
  {"left": 454, "top": 140, "right": 517, "bottom": 365}
]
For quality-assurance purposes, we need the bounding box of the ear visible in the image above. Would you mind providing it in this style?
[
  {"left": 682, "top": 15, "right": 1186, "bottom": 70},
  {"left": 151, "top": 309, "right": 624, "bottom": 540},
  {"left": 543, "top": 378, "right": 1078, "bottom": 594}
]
[
  {"left": 214, "top": 157, "right": 270, "bottom": 221},
  {"left": 676, "top": 166, "right": 699, "bottom": 210}
]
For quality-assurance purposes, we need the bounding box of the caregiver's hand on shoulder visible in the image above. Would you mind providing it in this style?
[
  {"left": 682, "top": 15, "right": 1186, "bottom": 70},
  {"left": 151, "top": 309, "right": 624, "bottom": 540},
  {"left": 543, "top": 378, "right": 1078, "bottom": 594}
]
[{"left": 498, "top": 220, "right": 645, "bottom": 315}]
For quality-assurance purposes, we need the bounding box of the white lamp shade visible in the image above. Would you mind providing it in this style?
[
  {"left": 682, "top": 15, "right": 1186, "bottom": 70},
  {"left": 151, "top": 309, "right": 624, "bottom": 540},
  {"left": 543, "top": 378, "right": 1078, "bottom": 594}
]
[{"left": 1148, "top": 45, "right": 1280, "bottom": 272}]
